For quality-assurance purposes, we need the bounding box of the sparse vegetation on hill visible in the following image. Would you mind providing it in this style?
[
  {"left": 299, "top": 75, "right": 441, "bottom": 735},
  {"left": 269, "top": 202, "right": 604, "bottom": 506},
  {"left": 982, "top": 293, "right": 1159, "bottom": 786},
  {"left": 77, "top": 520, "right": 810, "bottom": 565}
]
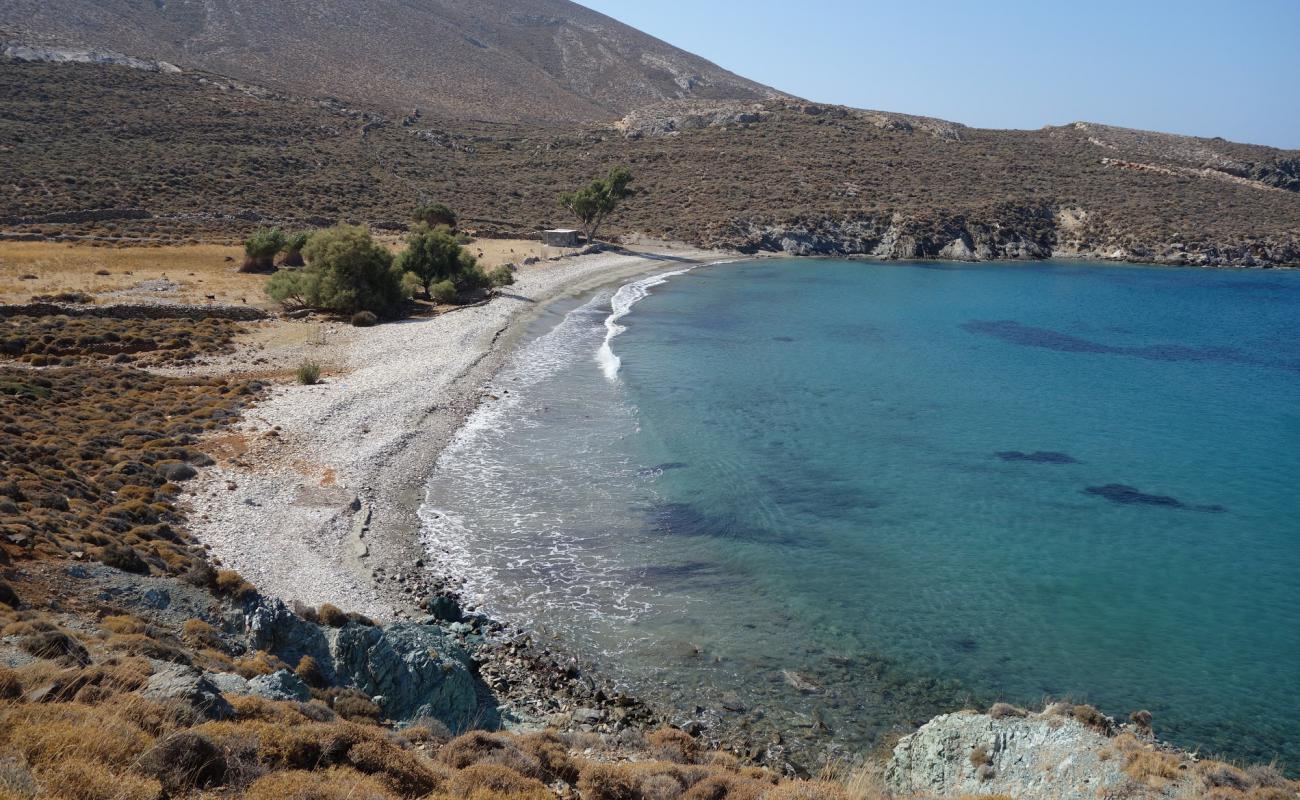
[
  {"left": 1, "top": 63, "right": 1296, "bottom": 266},
  {"left": 0, "top": 0, "right": 783, "bottom": 123}
]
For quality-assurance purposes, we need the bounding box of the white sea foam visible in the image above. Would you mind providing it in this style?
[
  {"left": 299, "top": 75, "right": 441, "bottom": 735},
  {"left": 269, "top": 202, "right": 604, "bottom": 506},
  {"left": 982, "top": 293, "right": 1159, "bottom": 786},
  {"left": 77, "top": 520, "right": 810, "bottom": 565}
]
[{"left": 597, "top": 267, "right": 695, "bottom": 381}]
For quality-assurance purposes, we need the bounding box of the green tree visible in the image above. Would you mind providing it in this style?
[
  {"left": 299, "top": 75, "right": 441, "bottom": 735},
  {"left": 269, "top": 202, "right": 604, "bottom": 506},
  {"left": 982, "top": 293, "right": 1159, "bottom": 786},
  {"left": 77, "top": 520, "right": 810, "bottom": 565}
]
[
  {"left": 265, "top": 224, "right": 404, "bottom": 316},
  {"left": 394, "top": 224, "right": 487, "bottom": 297},
  {"left": 558, "top": 167, "right": 635, "bottom": 243},
  {"left": 280, "top": 231, "right": 311, "bottom": 268},
  {"left": 413, "top": 202, "right": 457, "bottom": 229},
  {"left": 241, "top": 228, "right": 286, "bottom": 273}
]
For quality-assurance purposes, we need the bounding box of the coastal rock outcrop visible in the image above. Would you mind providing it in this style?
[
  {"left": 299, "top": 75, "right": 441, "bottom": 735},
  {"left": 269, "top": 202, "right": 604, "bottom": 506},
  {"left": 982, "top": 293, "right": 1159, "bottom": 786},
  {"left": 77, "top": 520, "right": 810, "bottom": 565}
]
[
  {"left": 889, "top": 712, "right": 1164, "bottom": 796},
  {"left": 707, "top": 206, "right": 1300, "bottom": 267},
  {"left": 243, "top": 597, "right": 491, "bottom": 728},
  {"left": 331, "top": 622, "right": 490, "bottom": 729}
]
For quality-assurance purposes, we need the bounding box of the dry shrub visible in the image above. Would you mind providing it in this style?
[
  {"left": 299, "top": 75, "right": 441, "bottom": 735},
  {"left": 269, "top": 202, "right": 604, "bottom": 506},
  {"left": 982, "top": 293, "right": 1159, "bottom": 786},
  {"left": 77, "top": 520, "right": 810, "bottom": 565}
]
[
  {"left": 244, "top": 766, "right": 398, "bottom": 800},
  {"left": 234, "top": 650, "right": 289, "bottom": 679},
  {"left": 1123, "top": 748, "right": 1183, "bottom": 788},
  {"left": 988, "top": 702, "right": 1027, "bottom": 720},
  {"left": 681, "top": 772, "right": 766, "bottom": 800},
  {"left": 33, "top": 758, "right": 162, "bottom": 800},
  {"left": 840, "top": 763, "right": 888, "bottom": 800},
  {"left": 576, "top": 760, "right": 637, "bottom": 800},
  {"left": 214, "top": 569, "right": 257, "bottom": 601},
  {"left": 0, "top": 703, "right": 152, "bottom": 768},
  {"left": 2, "top": 617, "right": 57, "bottom": 637},
  {"left": 227, "top": 695, "right": 313, "bottom": 725},
  {"left": 0, "top": 668, "right": 21, "bottom": 700},
  {"left": 295, "top": 655, "right": 327, "bottom": 689},
  {"left": 181, "top": 617, "right": 223, "bottom": 649},
  {"left": 763, "top": 780, "right": 852, "bottom": 800},
  {"left": 137, "top": 730, "right": 228, "bottom": 793},
  {"left": 648, "top": 726, "right": 700, "bottom": 764},
  {"left": 317, "top": 603, "right": 348, "bottom": 627},
  {"left": 105, "top": 632, "right": 192, "bottom": 665},
  {"left": 103, "top": 693, "right": 202, "bottom": 737},
  {"left": 518, "top": 730, "right": 580, "bottom": 783},
  {"left": 100, "top": 614, "right": 148, "bottom": 635},
  {"left": 345, "top": 735, "right": 449, "bottom": 796},
  {"left": 400, "top": 717, "right": 453, "bottom": 746},
  {"left": 444, "top": 763, "right": 554, "bottom": 800},
  {"left": 1070, "top": 704, "right": 1112, "bottom": 733},
  {"left": 333, "top": 692, "right": 382, "bottom": 723},
  {"left": 439, "top": 731, "right": 542, "bottom": 778},
  {"left": 1244, "top": 763, "right": 1291, "bottom": 788}
]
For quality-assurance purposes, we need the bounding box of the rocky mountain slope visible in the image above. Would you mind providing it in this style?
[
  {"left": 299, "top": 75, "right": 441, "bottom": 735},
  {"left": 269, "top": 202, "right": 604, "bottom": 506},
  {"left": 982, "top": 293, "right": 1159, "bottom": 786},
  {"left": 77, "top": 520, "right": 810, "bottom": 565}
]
[
  {"left": 2, "top": 61, "right": 1298, "bottom": 267},
  {"left": 0, "top": 0, "right": 784, "bottom": 124}
]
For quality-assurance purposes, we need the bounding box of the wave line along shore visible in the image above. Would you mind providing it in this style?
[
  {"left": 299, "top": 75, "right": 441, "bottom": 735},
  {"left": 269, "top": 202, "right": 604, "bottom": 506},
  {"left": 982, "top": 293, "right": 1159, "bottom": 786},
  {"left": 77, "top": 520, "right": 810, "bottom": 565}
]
[{"left": 184, "top": 243, "right": 740, "bottom": 622}]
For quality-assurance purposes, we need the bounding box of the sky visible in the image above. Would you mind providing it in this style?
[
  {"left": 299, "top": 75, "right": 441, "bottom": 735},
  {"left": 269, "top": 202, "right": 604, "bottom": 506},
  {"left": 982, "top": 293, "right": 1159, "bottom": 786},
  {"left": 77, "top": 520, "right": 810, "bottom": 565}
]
[{"left": 579, "top": 0, "right": 1300, "bottom": 149}]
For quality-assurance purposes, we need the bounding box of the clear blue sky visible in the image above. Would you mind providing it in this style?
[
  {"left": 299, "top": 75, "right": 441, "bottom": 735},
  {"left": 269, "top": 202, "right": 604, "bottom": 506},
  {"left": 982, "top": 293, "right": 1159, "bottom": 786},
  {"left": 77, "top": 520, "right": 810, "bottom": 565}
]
[{"left": 580, "top": 0, "right": 1300, "bottom": 149}]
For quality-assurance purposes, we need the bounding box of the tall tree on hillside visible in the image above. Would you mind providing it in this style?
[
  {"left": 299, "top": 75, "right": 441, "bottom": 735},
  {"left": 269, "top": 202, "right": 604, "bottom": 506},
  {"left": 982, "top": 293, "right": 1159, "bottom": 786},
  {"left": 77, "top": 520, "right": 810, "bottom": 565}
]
[{"left": 559, "top": 167, "right": 635, "bottom": 243}]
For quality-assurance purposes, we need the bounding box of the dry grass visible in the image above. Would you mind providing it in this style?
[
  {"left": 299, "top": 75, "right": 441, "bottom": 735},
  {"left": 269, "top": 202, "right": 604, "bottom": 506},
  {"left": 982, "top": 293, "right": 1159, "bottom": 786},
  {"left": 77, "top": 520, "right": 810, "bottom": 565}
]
[
  {"left": 0, "top": 237, "right": 546, "bottom": 314},
  {"left": 0, "top": 241, "right": 255, "bottom": 306}
]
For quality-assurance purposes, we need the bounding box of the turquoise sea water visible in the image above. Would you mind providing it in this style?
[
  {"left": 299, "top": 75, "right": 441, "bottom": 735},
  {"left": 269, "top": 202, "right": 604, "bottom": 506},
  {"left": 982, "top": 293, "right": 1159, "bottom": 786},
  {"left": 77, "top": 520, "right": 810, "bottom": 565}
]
[{"left": 422, "top": 259, "right": 1300, "bottom": 767}]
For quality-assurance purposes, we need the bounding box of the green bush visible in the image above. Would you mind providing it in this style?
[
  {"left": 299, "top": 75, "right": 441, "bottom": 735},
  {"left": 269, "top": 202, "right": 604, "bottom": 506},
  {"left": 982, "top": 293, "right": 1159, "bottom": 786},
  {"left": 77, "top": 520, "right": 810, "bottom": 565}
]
[
  {"left": 296, "top": 360, "right": 322, "bottom": 385},
  {"left": 413, "top": 202, "right": 457, "bottom": 229},
  {"left": 243, "top": 228, "right": 287, "bottom": 272},
  {"left": 265, "top": 225, "right": 405, "bottom": 316},
  {"left": 394, "top": 224, "right": 481, "bottom": 297},
  {"left": 281, "top": 231, "right": 311, "bottom": 267},
  {"left": 430, "top": 280, "right": 457, "bottom": 304},
  {"left": 400, "top": 271, "right": 423, "bottom": 300},
  {"left": 488, "top": 265, "right": 515, "bottom": 288}
]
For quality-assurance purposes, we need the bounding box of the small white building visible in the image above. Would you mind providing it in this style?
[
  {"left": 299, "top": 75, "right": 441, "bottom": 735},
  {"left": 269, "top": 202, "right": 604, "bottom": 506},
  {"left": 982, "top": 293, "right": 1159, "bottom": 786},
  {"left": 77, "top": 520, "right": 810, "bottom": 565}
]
[{"left": 543, "top": 228, "right": 581, "bottom": 248}]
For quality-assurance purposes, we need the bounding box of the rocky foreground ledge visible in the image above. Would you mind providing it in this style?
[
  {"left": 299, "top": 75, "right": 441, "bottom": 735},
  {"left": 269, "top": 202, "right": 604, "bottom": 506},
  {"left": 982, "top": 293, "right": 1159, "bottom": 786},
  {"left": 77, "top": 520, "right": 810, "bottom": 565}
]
[{"left": 886, "top": 705, "right": 1296, "bottom": 799}]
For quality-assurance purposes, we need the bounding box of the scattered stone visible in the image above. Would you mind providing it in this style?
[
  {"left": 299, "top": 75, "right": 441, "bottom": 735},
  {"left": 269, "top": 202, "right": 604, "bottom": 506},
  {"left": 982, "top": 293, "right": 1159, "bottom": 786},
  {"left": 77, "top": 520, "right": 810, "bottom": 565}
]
[
  {"left": 247, "top": 669, "right": 312, "bottom": 702},
  {"left": 158, "top": 461, "right": 199, "bottom": 482},
  {"left": 142, "top": 664, "right": 235, "bottom": 720},
  {"left": 204, "top": 671, "right": 251, "bottom": 696}
]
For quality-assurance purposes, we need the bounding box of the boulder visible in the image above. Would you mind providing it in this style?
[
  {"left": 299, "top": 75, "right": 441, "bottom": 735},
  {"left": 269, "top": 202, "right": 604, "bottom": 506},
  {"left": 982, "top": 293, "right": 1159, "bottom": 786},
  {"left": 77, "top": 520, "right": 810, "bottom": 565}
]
[
  {"left": 247, "top": 669, "right": 311, "bottom": 702},
  {"left": 886, "top": 711, "right": 1130, "bottom": 800},
  {"left": 244, "top": 598, "right": 336, "bottom": 683},
  {"left": 424, "top": 594, "right": 463, "bottom": 623},
  {"left": 157, "top": 462, "right": 199, "bottom": 482},
  {"left": 330, "top": 622, "right": 492, "bottom": 729},
  {"left": 142, "top": 664, "right": 234, "bottom": 720},
  {"left": 203, "top": 671, "right": 251, "bottom": 696}
]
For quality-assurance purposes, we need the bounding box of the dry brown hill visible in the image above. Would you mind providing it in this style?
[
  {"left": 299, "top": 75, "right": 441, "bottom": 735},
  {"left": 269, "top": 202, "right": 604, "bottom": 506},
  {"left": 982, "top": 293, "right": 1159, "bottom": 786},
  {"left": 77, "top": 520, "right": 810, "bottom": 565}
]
[
  {"left": 2, "top": 61, "right": 1297, "bottom": 267},
  {"left": 0, "top": 0, "right": 784, "bottom": 124}
]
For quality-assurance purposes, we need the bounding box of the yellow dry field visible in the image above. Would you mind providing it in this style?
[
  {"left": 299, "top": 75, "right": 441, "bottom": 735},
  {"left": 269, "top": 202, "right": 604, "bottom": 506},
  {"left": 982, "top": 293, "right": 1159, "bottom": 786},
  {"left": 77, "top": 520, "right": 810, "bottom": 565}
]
[
  {"left": 0, "top": 241, "right": 264, "bottom": 307},
  {"left": 0, "top": 237, "right": 548, "bottom": 308}
]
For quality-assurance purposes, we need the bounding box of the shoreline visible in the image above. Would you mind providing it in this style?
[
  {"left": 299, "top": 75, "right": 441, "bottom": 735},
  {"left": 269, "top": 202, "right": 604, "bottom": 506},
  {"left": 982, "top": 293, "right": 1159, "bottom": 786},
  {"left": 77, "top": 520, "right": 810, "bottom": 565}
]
[{"left": 185, "top": 243, "right": 745, "bottom": 622}]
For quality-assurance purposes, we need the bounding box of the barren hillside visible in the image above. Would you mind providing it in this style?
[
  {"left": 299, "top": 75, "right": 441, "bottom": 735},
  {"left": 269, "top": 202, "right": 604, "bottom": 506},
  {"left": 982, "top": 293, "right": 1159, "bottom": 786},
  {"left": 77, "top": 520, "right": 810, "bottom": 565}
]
[{"left": 0, "top": 0, "right": 784, "bottom": 124}]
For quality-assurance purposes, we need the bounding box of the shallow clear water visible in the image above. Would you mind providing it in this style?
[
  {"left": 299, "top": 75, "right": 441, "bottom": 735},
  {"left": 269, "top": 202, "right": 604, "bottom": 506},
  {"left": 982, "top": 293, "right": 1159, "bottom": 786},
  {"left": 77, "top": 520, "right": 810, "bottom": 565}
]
[{"left": 421, "top": 259, "right": 1300, "bottom": 766}]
